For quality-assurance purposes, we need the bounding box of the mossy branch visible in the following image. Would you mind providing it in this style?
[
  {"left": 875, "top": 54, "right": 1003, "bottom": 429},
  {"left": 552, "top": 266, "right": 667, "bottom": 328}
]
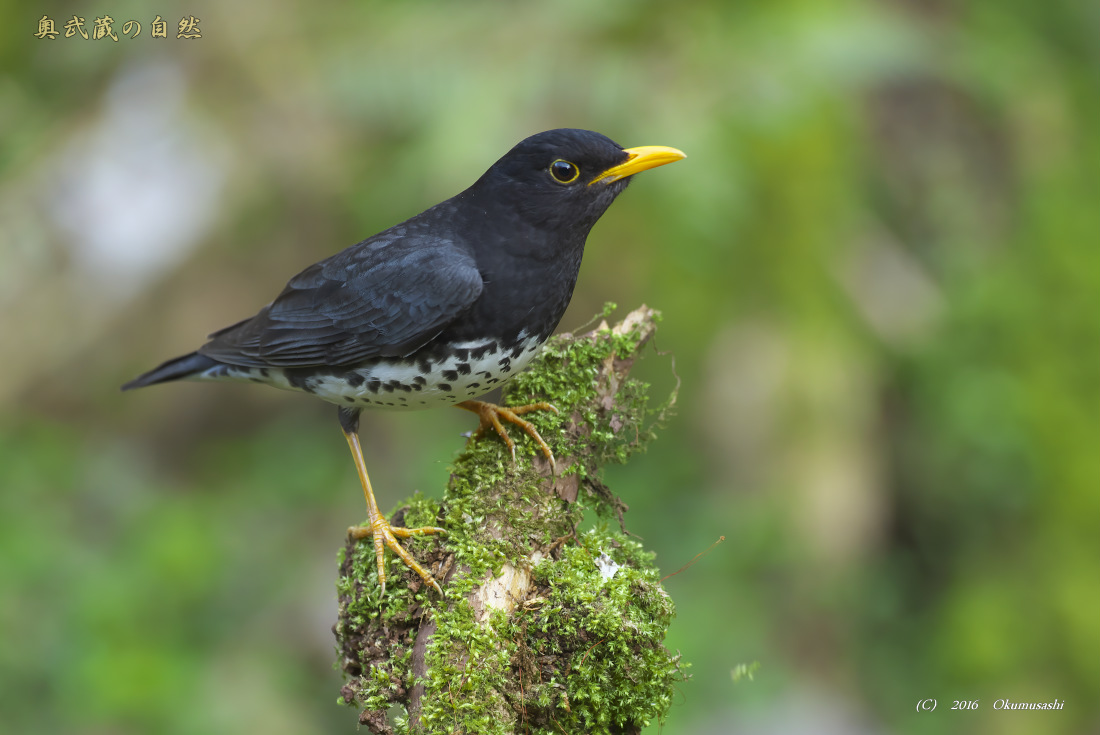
[{"left": 334, "top": 305, "right": 686, "bottom": 735}]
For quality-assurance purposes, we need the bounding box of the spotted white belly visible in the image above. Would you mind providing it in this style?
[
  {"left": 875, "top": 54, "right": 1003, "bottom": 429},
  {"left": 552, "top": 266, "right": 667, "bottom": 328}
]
[{"left": 202, "top": 335, "right": 544, "bottom": 410}]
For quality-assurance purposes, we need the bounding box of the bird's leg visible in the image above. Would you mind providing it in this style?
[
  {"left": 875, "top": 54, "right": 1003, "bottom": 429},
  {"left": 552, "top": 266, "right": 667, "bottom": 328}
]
[
  {"left": 339, "top": 409, "right": 445, "bottom": 596},
  {"left": 455, "top": 399, "right": 558, "bottom": 471}
]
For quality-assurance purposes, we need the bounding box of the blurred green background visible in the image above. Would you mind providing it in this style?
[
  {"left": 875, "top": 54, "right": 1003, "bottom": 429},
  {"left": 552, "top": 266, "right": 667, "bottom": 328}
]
[{"left": 2, "top": 0, "right": 1098, "bottom": 733}]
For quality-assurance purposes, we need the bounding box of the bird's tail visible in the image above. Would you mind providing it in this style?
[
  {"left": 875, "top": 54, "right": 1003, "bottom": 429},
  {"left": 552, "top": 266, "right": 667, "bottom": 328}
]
[{"left": 121, "top": 352, "right": 220, "bottom": 391}]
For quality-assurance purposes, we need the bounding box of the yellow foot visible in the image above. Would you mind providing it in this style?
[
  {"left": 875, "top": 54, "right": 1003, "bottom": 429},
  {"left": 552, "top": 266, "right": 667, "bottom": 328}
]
[
  {"left": 342, "top": 424, "right": 446, "bottom": 597},
  {"left": 348, "top": 517, "right": 446, "bottom": 597},
  {"left": 456, "top": 399, "right": 558, "bottom": 471}
]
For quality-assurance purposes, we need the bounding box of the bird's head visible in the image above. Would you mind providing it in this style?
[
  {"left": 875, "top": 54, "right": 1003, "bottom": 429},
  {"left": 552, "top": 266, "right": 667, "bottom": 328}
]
[{"left": 468, "top": 128, "right": 685, "bottom": 236}]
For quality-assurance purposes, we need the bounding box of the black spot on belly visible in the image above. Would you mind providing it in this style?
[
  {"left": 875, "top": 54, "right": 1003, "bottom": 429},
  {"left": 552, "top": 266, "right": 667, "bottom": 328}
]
[
  {"left": 510, "top": 344, "right": 525, "bottom": 359},
  {"left": 457, "top": 362, "right": 472, "bottom": 375},
  {"left": 346, "top": 373, "right": 365, "bottom": 388},
  {"left": 285, "top": 370, "right": 311, "bottom": 391},
  {"left": 344, "top": 396, "right": 355, "bottom": 404},
  {"left": 413, "top": 375, "right": 426, "bottom": 386},
  {"left": 383, "top": 381, "right": 397, "bottom": 393},
  {"left": 498, "top": 357, "right": 511, "bottom": 370},
  {"left": 471, "top": 342, "right": 496, "bottom": 360},
  {"left": 398, "top": 383, "right": 412, "bottom": 392},
  {"left": 417, "top": 358, "right": 432, "bottom": 375},
  {"left": 480, "top": 370, "right": 493, "bottom": 379},
  {"left": 442, "top": 369, "right": 458, "bottom": 382},
  {"left": 468, "top": 382, "right": 480, "bottom": 389},
  {"left": 438, "top": 383, "right": 451, "bottom": 392},
  {"left": 452, "top": 348, "right": 470, "bottom": 361}
]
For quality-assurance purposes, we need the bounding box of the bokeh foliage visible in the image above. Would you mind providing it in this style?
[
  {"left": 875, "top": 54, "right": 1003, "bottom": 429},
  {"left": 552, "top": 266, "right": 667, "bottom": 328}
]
[{"left": 2, "top": 0, "right": 1097, "bottom": 733}]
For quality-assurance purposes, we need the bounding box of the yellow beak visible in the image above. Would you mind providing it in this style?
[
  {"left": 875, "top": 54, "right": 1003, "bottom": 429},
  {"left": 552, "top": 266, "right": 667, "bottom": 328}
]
[{"left": 589, "top": 145, "right": 686, "bottom": 186}]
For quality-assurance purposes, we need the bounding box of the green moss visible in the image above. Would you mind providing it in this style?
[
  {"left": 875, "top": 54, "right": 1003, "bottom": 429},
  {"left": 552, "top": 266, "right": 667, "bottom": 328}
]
[
  {"left": 511, "top": 527, "right": 684, "bottom": 733},
  {"left": 505, "top": 306, "right": 666, "bottom": 474},
  {"left": 415, "top": 598, "right": 514, "bottom": 734},
  {"left": 334, "top": 306, "right": 686, "bottom": 734}
]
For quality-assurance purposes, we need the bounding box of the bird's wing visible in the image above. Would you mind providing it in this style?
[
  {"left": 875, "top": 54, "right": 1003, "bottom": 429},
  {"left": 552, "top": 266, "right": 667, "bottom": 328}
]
[{"left": 198, "top": 231, "right": 483, "bottom": 368}]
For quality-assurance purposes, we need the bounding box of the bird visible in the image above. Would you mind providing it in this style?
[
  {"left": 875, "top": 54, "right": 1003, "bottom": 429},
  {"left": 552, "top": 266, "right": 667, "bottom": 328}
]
[{"left": 122, "top": 128, "right": 685, "bottom": 596}]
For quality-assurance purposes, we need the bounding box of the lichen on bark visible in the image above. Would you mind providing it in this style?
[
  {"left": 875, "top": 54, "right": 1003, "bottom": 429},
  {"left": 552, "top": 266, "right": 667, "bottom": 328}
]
[{"left": 334, "top": 305, "right": 686, "bottom": 735}]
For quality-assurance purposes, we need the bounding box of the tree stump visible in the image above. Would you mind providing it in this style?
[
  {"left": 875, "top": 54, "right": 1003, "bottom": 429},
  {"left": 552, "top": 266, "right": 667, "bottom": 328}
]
[{"left": 334, "top": 305, "right": 686, "bottom": 734}]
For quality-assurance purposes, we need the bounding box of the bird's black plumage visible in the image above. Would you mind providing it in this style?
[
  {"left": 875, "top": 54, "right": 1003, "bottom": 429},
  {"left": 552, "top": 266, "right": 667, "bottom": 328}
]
[
  {"left": 123, "top": 129, "right": 662, "bottom": 397},
  {"left": 199, "top": 232, "right": 484, "bottom": 368},
  {"left": 123, "top": 128, "right": 684, "bottom": 594}
]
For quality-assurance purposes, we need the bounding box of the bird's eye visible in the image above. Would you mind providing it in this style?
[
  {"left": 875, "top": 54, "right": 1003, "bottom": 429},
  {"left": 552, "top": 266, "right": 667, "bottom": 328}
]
[{"left": 549, "top": 159, "right": 580, "bottom": 184}]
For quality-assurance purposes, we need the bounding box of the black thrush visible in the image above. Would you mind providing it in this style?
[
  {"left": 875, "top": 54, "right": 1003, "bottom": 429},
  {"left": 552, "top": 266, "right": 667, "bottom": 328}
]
[{"left": 122, "top": 128, "right": 685, "bottom": 595}]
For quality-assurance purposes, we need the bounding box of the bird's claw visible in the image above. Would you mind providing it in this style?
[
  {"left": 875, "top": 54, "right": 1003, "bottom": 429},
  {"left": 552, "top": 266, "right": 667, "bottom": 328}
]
[
  {"left": 348, "top": 521, "right": 446, "bottom": 596},
  {"left": 456, "top": 399, "right": 558, "bottom": 469}
]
